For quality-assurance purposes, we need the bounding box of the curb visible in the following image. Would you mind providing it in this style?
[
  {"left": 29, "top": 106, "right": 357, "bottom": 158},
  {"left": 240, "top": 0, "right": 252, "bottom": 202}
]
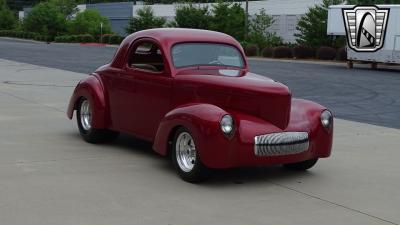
[
  {"left": 0, "top": 37, "right": 45, "bottom": 44},
  {"left": 247, "top": 57, "right": 400, "bottom": 70},
  {"left": 248, "top": 57, "right": 346, "bottom": 66}
]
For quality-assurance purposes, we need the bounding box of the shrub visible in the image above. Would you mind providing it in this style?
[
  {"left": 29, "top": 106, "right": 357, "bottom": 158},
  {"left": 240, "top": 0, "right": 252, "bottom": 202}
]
[
  {"left": 125, "top": 6, "right": 166, "bottom": 34},
  {"left": 25, "top": 32, "right": 36, "bottom": 39},
  {"left": 316, "top": 46, "right": 337, "bottom": 60},
  {"left": 32, "top": 34, "right": 51, "bottom": 42},
  {"left": 244, "top": 44, "right": 258, "bottom": 56},
  {"left": 33, "top": 34, "right": 41, "bottom": 41},
  {"left": 55, "top": 34, "right": 95, "bottom": 43},
  {"left": 0, "top": 30, "right": 40, "bottom": 40},
  {"left": 293, "top": 45, "right": 315, "bottom": 59},
  {"left": 172, "top": 4, "right": 211, "bottom": 29},
  {"left": 80, "top": 34, "right": 95, "bottom": 43},
  {"left": 68, "top": 9, "right": 112, "bottom": 37},
  {"left": 109, "top": 35, "right": 123, "bottom": 45},
  {"left": 261, "top": 47, "right": 273, "bottom": 58},
  {"left": 23, "top": 1, "right": 67, "bottom": 38},
  {"left": 101, "top": 34, "right": 113, "bottom": 43},
  {"left": 336, "top": 47, "right": 347, "bottom": 61},
  {"left": 54, "top": 36, "right": 62, "bottom": 42},
  {"left": 273, "top": 46, "right": 293, "bottom": 58}
]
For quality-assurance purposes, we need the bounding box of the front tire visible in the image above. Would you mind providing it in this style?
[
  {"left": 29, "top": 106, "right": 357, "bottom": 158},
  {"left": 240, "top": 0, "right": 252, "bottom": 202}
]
[
  {"left": 76, "top": 97, "right": 119, "bottom": 143},
  {"left": 283, "top": 158, "right": 318, "bottom": 171},
  {"left": 171, "top": 127, "right": 209, "bottom": 183}
]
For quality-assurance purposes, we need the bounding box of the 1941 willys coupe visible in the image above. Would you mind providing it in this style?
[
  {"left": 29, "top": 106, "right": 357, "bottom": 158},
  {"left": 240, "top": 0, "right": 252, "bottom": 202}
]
[{"left": 67, "top": 28, "right": 333, "bottom": 182}]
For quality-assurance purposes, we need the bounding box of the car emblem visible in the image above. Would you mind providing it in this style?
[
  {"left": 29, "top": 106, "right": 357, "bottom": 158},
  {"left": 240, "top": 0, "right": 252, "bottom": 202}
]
[{"left": 342, "top": 5, "right": 389, "bottom": 52}]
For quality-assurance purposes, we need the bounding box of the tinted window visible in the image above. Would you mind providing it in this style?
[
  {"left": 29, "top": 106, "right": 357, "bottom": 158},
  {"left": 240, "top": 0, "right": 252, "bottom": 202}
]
[
  {"left": 171, "top": 43, "right": 244, "bottom": 68},
  {"left": 128, "top": 41, "right": 165, "bottom": 72}
]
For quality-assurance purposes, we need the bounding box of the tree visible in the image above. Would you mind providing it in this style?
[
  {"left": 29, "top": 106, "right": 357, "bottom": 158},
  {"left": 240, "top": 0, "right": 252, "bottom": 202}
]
[
  {"left": 347, "top": 0, "right": 400, "bottom": 4},
  {"left": 295, "top": 0, "right": 344, "bottom": 48},
  {"left": 0, "top": 0, "right": 6, "bottom": 9},
  {"left": 49, "top": 0, "right": 84, "bottom": 17},
  {"left": 0, "top": 0, "right": 17, "bottom": 30},
  {"left": 125, "top": 6, "right": 166, "bottom": 34},
  {"left": 68, "top": 9, "right": 112, "bottom": 36},
  {"left": 210, "top": 2, "right": 245, "bottom": 41},
  {"left": 172, "top": 4, "right": 211, "bottom": 29},
  {"left": 247, "top": 8, "right": 282, "bottom": 49},
  {"left": 23, "top": 1, "right": 67, "bottom": 37}
]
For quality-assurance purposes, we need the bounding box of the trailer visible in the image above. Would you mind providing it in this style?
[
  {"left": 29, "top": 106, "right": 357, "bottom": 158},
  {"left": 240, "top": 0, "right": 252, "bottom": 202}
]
[{"left": 327, "top": 5, "right": 400, "bottom": 68}]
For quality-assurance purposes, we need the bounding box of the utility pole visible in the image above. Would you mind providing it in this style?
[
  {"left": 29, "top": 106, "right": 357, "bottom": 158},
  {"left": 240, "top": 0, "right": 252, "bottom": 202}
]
[
  {"left": 244, "top": 0, "right": 249, "bottom": 40},
  {"left": 100, "top": 22, "right": 103, "bottom": 43}
]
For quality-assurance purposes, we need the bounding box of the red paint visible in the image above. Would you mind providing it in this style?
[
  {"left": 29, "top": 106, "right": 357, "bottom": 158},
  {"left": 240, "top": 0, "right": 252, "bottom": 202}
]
[{"left": 67, "top": 28, "right": 333, "bottom": 169}]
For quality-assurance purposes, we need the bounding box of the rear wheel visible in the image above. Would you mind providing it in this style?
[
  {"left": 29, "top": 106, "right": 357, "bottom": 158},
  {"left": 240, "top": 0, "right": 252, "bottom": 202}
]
[
  {"left": 76, "top": 97, "right": 119, "bottom": 143},
  {"left": 171, "top": 127, "right": 209, "bottom": 183},
  {"left": 283, "top": 158, "right": 318, "bottom": 171}
]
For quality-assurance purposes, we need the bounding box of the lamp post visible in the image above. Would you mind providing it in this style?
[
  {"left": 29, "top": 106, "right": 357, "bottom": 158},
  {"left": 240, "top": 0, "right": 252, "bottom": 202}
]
[
  {"left": 100, "top": 22, "right": 103, "bottom": 43},
  {"left": 244, "top": 0, "right": 249, "bottom": 40}
]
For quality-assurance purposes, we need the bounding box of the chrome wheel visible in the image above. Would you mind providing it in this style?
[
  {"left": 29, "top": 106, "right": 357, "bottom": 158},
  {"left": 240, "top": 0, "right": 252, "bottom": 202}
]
[
  {"left": 176, "top": 132, "right": 196, "bottom": 172},
  {"left": 80, "top": 99, "right": 92, "bottom": 131}
]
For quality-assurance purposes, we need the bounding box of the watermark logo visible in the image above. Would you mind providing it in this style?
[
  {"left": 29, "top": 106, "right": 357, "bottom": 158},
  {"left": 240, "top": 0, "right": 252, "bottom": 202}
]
[{"left": 342, "top": 5, "right": 389, "bottom": 52}]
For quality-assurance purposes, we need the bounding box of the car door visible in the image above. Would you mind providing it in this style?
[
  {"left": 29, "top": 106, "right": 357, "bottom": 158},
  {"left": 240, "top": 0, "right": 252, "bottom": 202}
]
[{"left": 109, "top": 39, "right": 173, "bottom": 140}]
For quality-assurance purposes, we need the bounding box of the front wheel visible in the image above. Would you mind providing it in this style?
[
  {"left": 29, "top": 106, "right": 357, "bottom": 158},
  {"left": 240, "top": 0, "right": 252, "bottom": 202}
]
[
  {"left": 171, "top": 127, "right": 209, "bottom": 183},
  {"left": 283, "top": 158, "right": 318, "bottom": 171},
  {"left": 76, "top": 97, "right": 119, "bottom": 143}
]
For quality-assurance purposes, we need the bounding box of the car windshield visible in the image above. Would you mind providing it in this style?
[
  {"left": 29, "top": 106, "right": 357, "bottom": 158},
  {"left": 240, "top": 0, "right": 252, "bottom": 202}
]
[{"left": 171, "top": 43, "right": 245, "bottom": 68}]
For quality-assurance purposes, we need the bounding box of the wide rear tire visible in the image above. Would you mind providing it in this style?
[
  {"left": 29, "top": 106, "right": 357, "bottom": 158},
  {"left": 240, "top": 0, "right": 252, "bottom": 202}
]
[
  {"left": 171, "top": 127, "right": 209, "bottom": 183},
  {"left": 76, "top": 97, "right": 119, "bottom": 143}
]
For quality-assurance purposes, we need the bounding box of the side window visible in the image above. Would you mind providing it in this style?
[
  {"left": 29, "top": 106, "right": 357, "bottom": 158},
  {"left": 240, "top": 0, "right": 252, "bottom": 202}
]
[{"left": 128, "top": 41, "right": 165, "bottom": 73}]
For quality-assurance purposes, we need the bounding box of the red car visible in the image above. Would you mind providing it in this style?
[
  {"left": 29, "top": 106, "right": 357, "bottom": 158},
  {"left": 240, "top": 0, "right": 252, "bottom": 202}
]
[{"left": 67, "top": 28, "right": 333, "bottom": 182}]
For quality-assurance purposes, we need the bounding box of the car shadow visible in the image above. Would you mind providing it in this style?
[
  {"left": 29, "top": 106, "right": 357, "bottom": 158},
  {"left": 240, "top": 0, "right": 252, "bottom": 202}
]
[
  {"left": 66, "top": 131, "right": 319, "bottom": 186},
  {"left": 113, "top": 134, "right": 317, "bottom": 186}
]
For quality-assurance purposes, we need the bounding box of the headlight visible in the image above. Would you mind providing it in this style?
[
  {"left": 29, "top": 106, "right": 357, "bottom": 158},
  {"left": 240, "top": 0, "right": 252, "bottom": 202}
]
[
  {"left": 220, "top": 114, "right": 234, "bottom": 135},
  {"left": 321, "top": 110, "right": 333, "bottom": 129}
]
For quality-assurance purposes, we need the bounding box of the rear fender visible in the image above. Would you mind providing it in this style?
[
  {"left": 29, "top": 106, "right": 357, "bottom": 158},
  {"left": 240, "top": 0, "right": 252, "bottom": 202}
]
[{"left": 66, "top": 75, "right": 109, "bottom": 129}]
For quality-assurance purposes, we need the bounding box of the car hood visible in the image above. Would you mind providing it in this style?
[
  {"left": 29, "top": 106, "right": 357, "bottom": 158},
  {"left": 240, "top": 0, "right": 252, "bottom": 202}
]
[{"left": 173, "top": 71, "right": 292, "bottom": 130}]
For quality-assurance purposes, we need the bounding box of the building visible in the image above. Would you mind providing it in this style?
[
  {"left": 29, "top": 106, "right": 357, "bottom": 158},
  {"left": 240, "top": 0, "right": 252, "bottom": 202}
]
[
  {"left": 19, "top": 0, "right": 324, "bottom": 43},
  {"left": 130, "top": 0, "right": 324, "bottom": 42},
  {"left": 86, "top": 2, "right": 134, "bottom": 35}
]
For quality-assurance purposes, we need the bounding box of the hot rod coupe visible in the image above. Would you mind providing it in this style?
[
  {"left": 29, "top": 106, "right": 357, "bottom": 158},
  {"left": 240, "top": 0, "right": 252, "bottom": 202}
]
[{"left": 67, "top": 28, "right": 333, "bottom": 182}]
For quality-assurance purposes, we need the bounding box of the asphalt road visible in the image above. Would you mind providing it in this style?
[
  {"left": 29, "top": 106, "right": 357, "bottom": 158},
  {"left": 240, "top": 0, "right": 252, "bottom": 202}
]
[{"left": 1, "top": 37, "right": 399, "bottom": 128}]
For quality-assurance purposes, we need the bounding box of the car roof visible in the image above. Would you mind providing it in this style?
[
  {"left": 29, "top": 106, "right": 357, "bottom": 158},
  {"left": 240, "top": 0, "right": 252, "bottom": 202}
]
[
  {"left": 124, "top": 28, "right": 240, "bottom": 47},
  {"left": 110, "top": 28, "right": 247, "bottom": 71}
]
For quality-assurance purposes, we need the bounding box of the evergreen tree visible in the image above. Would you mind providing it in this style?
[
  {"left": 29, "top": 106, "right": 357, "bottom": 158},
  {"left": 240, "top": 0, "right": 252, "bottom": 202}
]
[
  {"left": 125, "top": 6, "right": 165, "bottom": 34},
  {"left": 295, "top": 0, "right": 345, "bottom": 48},
  {"left": 0, "top": 0, "right": 17, "bottom": 30}
]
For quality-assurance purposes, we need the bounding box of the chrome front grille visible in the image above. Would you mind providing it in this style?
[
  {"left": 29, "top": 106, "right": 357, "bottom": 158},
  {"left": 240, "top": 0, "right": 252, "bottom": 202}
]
[{"left": 254, "top": 132, "right": 309, "bottom": 156}]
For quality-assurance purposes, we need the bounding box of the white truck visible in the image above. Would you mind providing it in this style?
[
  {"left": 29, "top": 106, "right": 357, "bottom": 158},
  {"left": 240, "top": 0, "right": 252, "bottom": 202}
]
[{"left": 327, "top": 5, "right": 400, "bottom": 68}]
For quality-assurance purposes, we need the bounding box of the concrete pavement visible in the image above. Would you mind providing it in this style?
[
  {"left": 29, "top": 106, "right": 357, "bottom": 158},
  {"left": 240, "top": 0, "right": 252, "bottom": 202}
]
[{"left": 0, "top": 59, "right": 399, "bottom": 225}]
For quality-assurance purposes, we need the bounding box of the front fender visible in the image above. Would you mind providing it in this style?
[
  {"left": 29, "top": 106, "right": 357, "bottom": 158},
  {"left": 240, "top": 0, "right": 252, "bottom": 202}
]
[
  {"left": 152, "top": 103, "right": 232, "bottom": 168},
  {"left": 66, "top": 75, "right": 109, "bottom": 129}
]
